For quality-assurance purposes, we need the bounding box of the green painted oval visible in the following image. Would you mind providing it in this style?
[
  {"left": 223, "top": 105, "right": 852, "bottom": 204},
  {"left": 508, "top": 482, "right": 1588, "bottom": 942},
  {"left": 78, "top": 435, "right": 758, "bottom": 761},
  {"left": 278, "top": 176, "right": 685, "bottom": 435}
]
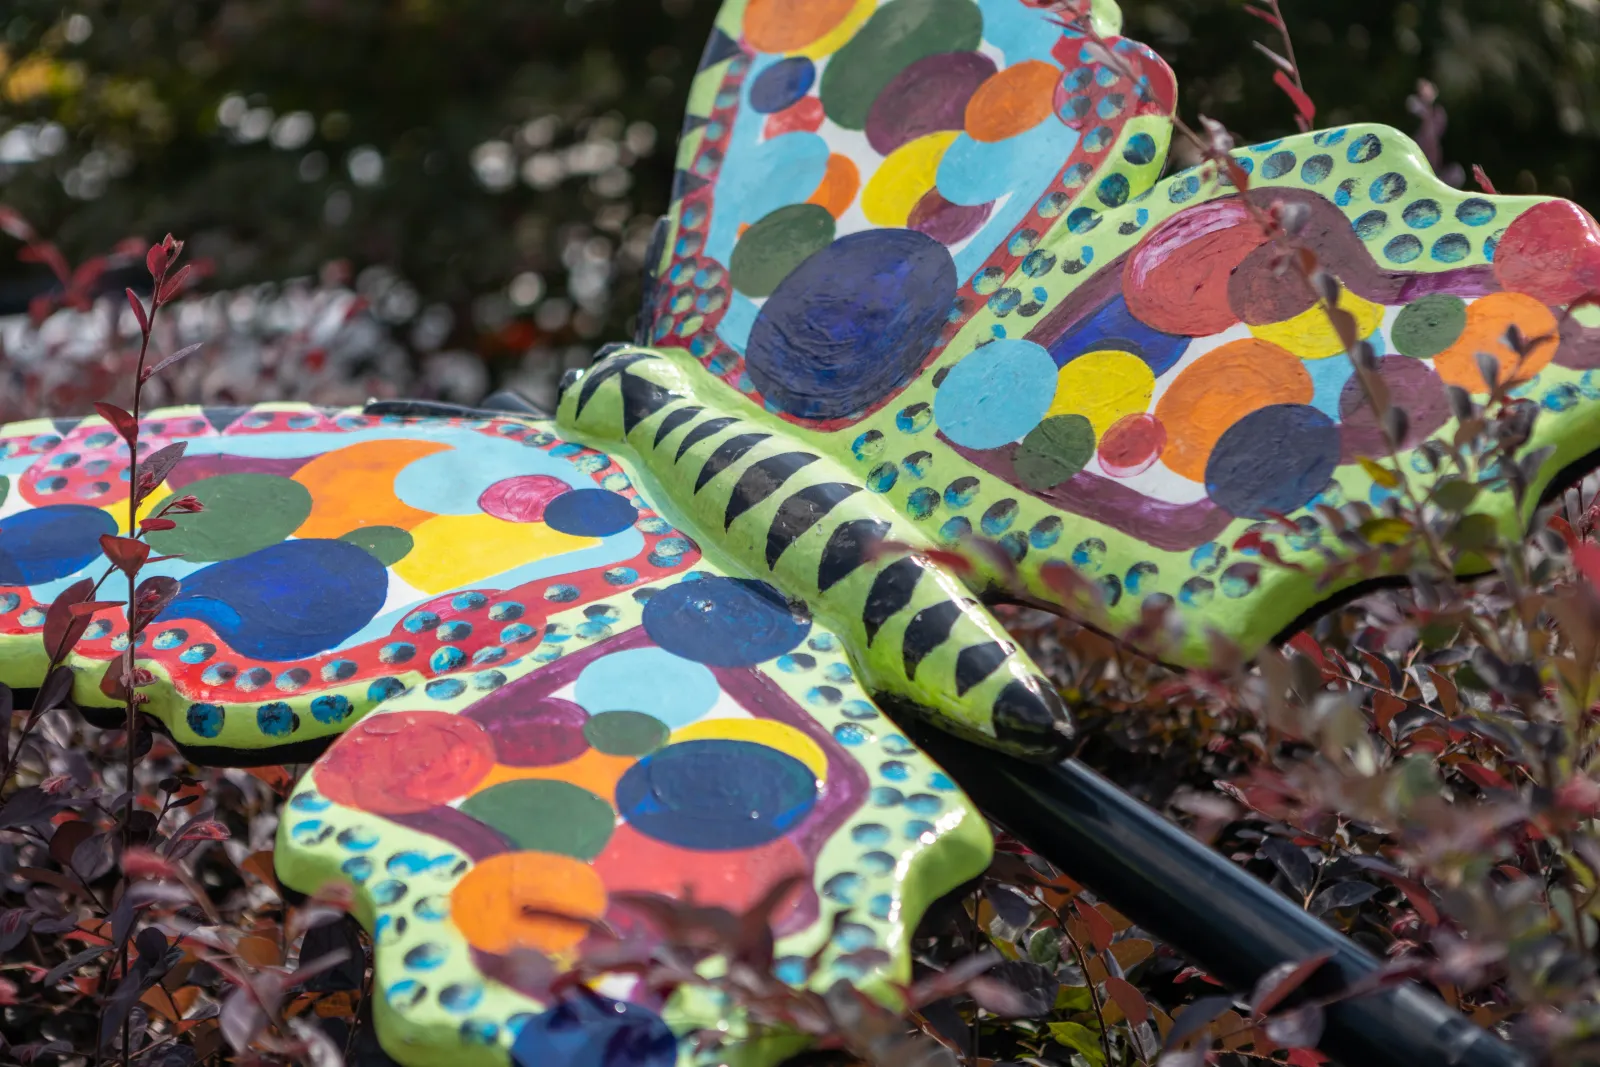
[
  {"left": 730, "top": 204, "right": 837, "bottom": 298},
  {"left": 819, "top": 0, "right": 984, "bottom": 131}
]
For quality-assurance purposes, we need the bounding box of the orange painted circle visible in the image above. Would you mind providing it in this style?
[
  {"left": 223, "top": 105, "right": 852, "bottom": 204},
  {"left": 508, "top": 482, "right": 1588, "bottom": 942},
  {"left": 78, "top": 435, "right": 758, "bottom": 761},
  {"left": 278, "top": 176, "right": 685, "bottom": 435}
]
[
  {"left": 744, "top": 0, "right": 859, "bottom": 54},
  {"left": 1154, "top": 338, "right": 1313, "bottom": 481},
  {"left": 314, "top": 712, "right": 494, "bottom": 815},
  {"left": 1432, "top": 292, "right": 1559, "bottom": 394},
  {"left": 450, "top": 851, "right": 607, "bottom": 957},
  {"left": 807, "top": 153, "right": 861, "bottom": 218},
  {"left": 963, "top": 61, "right": 1061, "bottom": 143}
]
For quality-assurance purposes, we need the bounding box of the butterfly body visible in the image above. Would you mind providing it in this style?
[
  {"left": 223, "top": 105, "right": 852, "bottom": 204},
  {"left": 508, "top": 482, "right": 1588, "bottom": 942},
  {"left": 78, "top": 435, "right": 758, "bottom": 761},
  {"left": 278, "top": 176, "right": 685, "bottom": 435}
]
[{"left": 559, "top": 344, "right": 1073, "bottom": 756}]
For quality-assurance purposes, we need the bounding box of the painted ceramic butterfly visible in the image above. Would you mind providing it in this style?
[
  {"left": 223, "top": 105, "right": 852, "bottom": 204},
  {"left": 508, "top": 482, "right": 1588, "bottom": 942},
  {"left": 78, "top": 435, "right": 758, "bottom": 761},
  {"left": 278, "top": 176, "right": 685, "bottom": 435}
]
[{"left": 3, "top": 0, "right": 1597, "bottom": 1063}]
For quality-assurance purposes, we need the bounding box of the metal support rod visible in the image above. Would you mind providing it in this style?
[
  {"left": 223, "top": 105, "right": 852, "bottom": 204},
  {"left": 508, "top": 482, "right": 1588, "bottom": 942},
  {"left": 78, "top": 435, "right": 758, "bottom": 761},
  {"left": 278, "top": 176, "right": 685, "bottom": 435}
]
[{"left": 900, "top": 719, "right": 1529, "bottom": 1067}]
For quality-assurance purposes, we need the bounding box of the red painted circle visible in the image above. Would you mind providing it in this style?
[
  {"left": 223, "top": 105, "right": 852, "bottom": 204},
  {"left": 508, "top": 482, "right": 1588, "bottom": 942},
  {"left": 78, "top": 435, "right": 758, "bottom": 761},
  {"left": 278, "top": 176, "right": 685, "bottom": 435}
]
[{"left": 315, "top": 711, "right": 495, "bottom": 814}]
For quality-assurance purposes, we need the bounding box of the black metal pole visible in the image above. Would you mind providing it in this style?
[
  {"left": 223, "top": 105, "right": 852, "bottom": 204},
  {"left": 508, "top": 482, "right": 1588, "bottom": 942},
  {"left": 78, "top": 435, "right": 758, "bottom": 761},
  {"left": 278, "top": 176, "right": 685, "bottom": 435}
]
[{"left": 900, "top": 719, "right": 1529, "bottom": 1067}]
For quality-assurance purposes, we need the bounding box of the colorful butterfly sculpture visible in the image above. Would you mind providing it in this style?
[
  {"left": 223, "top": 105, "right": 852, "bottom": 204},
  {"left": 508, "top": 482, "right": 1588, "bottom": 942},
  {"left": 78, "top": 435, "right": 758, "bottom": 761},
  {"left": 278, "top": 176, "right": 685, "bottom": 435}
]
[{"left": 3, "top": 0, "right": 1598, "bottom": 1063}]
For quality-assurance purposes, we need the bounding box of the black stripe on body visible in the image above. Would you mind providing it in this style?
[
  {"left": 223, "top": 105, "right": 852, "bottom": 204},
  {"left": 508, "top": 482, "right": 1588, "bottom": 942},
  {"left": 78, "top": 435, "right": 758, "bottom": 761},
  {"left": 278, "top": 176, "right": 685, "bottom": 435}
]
[
  {"left": 901, "top": 601, "right": 962, "bottom": 679},
  {"left": 695, "top": 433, "right": 770, "bottom": 492},
  {"left": 817, "top": 518, "right": 891, "bottom": 592},
  {"left": 765, "top": 483, "right": 858, "bottom": 569},
  {"left": 675, "top": 416, "right": 738, "bottom": 461},
  {"left": 620, "top": 372, "right": 679, "bottom": 432},
  {"left": 724, "top": 452, "right": 820, "bottom": 528},
  {"left": 955, "top": 641, "right": 1011, "bottom": 695},
  {"left": 575, "top": 350, "right": 651, "bottom": 414},
  {"left": 652, "top": 405, "right": 702, "bottom": 448},
  {"left": 863, "top": 557, "right": 923, "bottom": 644}
]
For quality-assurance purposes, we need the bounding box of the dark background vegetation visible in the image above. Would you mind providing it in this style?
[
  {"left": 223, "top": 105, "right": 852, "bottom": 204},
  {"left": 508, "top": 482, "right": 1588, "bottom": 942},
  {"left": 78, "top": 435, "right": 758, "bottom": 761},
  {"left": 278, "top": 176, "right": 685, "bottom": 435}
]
[{"left": 1, "top": 0, "right": 1597, "bottom": 395}]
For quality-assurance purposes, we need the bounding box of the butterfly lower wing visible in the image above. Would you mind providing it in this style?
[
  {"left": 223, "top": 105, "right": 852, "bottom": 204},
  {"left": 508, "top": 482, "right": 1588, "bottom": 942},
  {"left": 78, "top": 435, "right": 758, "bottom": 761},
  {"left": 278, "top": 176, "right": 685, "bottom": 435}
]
[
  {"left": 275, "top": 466, "right": 992, "bottom": 1067},
  {"left": 0, "top": 404, "right": 698, "bottom": 759}
]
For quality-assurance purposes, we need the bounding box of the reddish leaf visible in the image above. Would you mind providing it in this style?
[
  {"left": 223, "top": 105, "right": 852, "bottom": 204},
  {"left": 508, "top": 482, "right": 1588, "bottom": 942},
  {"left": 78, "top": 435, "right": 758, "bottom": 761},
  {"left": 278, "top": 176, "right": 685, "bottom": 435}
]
[
  {"left": 1250, "top": 950, "right": 1333, "bottom": 1016},
  {"left": 139, "top": 518, "right": 177, "bottom": 532},
  {"left": 43, "top": 578, "right": 96, "bottom": 663},
  {"left": 1454, "top": 762, "right": 1512, "bottom": 792},
  {"left": 34, "top": 666, "right": 74, "bottom": 715},
  {"left": 93, "top": 402, "right": 139, "bottom": 446},
  {"left": 1105, "top": 975, "right": 1149, "bottom": 1025},
  {"left": 125, "top": 288, "right": 149, "bottom": 334},
  {"left": 144, "top": 342, "right": 203, "bottom": 380},
  {"left": 1073, "top": 899, "right": 1115, "bottom": 952},
  {"left": 1471, "top": 164, "right": 1498, "bottom": 195},
  {"left": 99, "top": 534, "right": 150, "bottom": 577},
  {"left": 134, "top": 442, "right": 188, "bottom": 501},
  {"left": 0, "top": 206, "right": 35, "bottom": 241},
  {"left": 146, "top": 243, "right": 167, "bottom": 280},
  {"left": 134, "top": 575, "right": 180, "bottom": 624},
  {"left": 1273, "top": 70, "right": 1317, "bottom": 126},
  {"left": 67, "top": 600, "right": 124, "bottom": 617},
  {"left": 1243, "top": 2, "right": 1286, "bottom": 29},
  {"left": 157, "top": 264, "right": 193, "bottom": 305},
  {"left": 1373, "top": 691, "right": 1406, "bottom": 740},
  {"left": 177, "top": 820, "right": 231, "bottom": 842}
]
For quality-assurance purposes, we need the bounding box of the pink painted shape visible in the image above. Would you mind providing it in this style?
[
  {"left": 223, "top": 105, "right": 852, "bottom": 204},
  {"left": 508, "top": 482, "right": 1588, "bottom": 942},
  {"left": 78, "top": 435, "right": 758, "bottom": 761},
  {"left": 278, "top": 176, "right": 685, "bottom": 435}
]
[{"left": 477, "top": 475, "right": 570, "bottom": 523}]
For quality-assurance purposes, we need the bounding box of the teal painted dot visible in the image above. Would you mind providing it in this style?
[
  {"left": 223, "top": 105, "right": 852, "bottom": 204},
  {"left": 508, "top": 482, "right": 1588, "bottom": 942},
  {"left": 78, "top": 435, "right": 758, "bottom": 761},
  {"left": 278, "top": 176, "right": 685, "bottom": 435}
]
[
  {"left": 1370, "top": 172, "right": 1407, "bottom": 203},
  {"left": 322, "top": 659, "right": 357, "bottom": 682},
  {"left": 852, "top": 430, "right": 885, "bottom": 462},
  {"left": 257, "top": 702, "right": 296, "bottom": 737},
  {"left": 1030, "top": 516, "right": 1062, "bottom": 549},
  {"left": 1347, "top": 133, "right": 1382, "bottom": 164},
  {"left": 981, "top": 499, "right": 1017, "bottom": 535},
  {"left": 1300, "top": 154, "right": 1332, "bottom": 184},
  {"left": 425, "top": 678, "right": 466, "bottom": 699},
  {"left": 1179, "top": 577, "right": 1215, "bottom": 606},
  {"left": 904, "top": 793, "right": 942, "bottom": 815},
  {"left": 291, "top": 791, "right": 330, "bottom": 812},
  {"left": 1125, "top": 561, "right": 1158, "bottom": 594},
  {"left": 1431, "top": 233, "right": 1470, "bottom": 263},
  {"left": 1334, "top": 178, "right": 1358, "bottom": 207},
  {"left": 1385, "top": 234, "right": 1423, "bottom": 263},
  {"left": 152, "top": 628, "right": 187, "bottom": 650},
  {"left": 907, "top": 486, "right": 940, "bottom": 519},
  {"left": 841, "top": 700, "right": 878, "bottom": 720},
  {"left": 291, "top": 820, "right": 330, "bottom": 845},
  {"left": 867, "top": 463, "right": 898, "bottom": 492},
  {"left": 339, "top": 827, "right": 380, "bottom": 851},
  {"left": 1097, "top": 173, "right": 1129, "bottom": 207},
  {"left": 403, "top": 610, "right": 439, "bottom": 634},
  {"left": 187, "top": 703, "right": 224, "bottom": 738},
  {"left": 1262, "top": 150, "right": 1296, "bottom": 179},
  {"left": 823, "top": 872, "right": 863, "bottom": 904},
  {"left": 342, "top": 856, "right": 373, "bottom": 882},
  {"left": 1123, "top": 132, "right": 1157, "bottom": 165},
  {"left": 882, "top": 734, "right": 915, "bottom": 755},
  {"left": 871, "top": 786, "right": 903, "bottom": 806},
  {"left": 380, "top": 642, "right": 415, "bottom": 664},
  {"left": 852, "top": 823, "right": 889, "bottom": 845},
  {"left": 1220, "top": 562, "right": 1261, "bottom": 598},
  {"left": 1071, "top": 538, "right": 1106, "bottom": 573},
  {"left": 1457, "top": 198, "right": 1496, "bottom": 226},
  {"left": 311, "top": 694, "right": 352, "bottom": 724},
  {"left": 861, "top": 851, "right": 895, "bottom": 874},
  {"left": 1191, "top": 542, "right": 1226, "bottom": 573},
  {"left": 1354, "top": 211, "right": 1388, "bottom": 240},
  {"left": 1098, "top": 574, "right": 1122, "bottom": 606},
  {"left": 896, "top": 403, "right": 932, "bottom": 433},
  {"left": 835, "top": 723, "right": 873, "bottom": 746},
  {"left": 1169, "top": 174, "right": 1201, "bottom": 203},
  {"left": 430, "top": 646, "right": 466, "bottom": 673},
  {"left": 368, "top": 677, "right": 406, "bottom": 702},
  {"left": 938, "top": 516, "right": 971, "bottom": 543},
  {"left": 1402, "top": 199, "right": 1442, "bottom": 228}
]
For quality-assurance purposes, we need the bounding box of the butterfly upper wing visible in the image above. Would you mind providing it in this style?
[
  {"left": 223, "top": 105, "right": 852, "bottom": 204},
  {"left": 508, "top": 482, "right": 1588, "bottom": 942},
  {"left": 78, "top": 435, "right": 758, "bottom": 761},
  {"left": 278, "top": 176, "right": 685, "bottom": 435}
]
[
  {"left": 645, "top": 0, "right": 1176, "bottom": 430},
  {"left": 634, "top": 0, "right": 1600, "bottom": 665},
  {"left": 834, "top": 123, "right": 1600, "bottom": 664},
  {"left": 0, "top": 404, "right": 702, "bottom": 756}
]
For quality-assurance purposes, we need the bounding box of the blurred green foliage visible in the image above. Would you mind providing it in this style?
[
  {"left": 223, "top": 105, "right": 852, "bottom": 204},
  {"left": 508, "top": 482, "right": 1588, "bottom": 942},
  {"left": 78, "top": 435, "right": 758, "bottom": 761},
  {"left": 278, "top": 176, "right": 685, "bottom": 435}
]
[{"left": 0, "top": 0, "right": 1597, "bottom": 381}]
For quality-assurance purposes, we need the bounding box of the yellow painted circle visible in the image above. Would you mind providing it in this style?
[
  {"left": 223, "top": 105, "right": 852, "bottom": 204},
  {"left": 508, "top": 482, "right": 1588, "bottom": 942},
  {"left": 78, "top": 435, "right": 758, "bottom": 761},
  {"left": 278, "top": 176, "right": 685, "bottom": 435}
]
[
  {"left": 861, "top": 131, "right": 959, "bottom": 227},
  {"left": 671, "top": 717, "right": 828, "bottom": 784},
  {"left": 1047, "top": 350, "right": 1156, "bottom": 437}
]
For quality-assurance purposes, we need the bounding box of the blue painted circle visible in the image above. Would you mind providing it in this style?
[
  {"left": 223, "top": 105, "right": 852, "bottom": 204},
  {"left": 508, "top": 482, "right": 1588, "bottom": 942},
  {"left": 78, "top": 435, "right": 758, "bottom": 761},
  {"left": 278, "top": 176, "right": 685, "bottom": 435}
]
[
  {"left": 748, "top": 56, "right": 815, "bottom": 113},
  {"left": 162, "top": 539, "right": 387, "bottom": 662},
  {"left": 543, "top": 489, "right": 638, "bottom": 537},
  {"left": 0, "top": 505, "right": 118, "bottom": 585},
  {"left": 745, "top": 230, "right": 957, "bottom": 419},
  {"left": 573, "top": 647, "right": 719, "bottom": 728},
  {"left": 641, "top": 577, "right": 809, "bottom": 667},
  {"left": 511, "top": 995, "right": 675, "bottom": 1067},
  {"left": 1205, "top": 404, "right": 1339, "bottom": 519},
  {"left": 933, "top": 339, "right": 1057, "bottom": 450},
  {"left": 615, "top": 739, "right": 818, "bottom": 850}
]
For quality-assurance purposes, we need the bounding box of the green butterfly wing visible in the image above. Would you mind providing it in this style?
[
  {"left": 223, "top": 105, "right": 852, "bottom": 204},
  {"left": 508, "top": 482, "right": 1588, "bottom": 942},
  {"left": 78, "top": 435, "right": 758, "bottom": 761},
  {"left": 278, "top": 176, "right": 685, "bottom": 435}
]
[{"left": 631, "top": 0, "right": 1600, "bottom": 665}]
